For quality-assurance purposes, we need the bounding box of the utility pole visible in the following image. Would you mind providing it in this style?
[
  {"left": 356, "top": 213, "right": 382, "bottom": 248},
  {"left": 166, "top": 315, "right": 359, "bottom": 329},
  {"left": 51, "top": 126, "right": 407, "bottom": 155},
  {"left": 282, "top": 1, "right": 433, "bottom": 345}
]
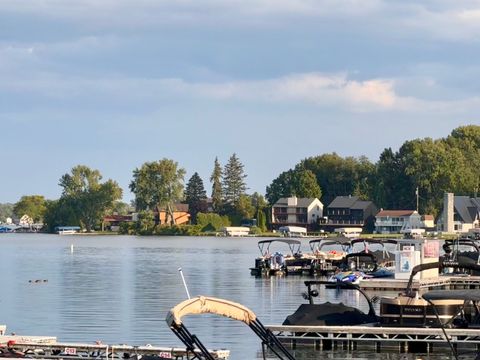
[{"left": 415, "top": 187, "right": 419, "bottom": 213}]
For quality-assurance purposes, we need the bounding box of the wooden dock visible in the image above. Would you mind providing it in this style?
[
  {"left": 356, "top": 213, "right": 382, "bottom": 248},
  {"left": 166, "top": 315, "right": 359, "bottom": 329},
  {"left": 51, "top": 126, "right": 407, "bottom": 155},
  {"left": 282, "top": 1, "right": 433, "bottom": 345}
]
[
  {"left": 267, "top": 324, "right": 480, "bottom": 352},
  {"left": 0, "top": 337, "right": 229, "bottom": 359},
  {"left": 359, "top": 275, "right": 480, "bottom": 291}
]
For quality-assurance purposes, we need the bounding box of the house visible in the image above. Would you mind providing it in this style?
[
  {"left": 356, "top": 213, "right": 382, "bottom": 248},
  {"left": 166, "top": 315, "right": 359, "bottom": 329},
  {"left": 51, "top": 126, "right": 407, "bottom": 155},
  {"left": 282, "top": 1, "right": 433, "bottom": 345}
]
[
  {"left": 437, "top": 193, "right": 480, "bottom": 233},
  {"left": 102, "top": 214, "right": 134, "bottom": 231},
  {"left": 323, "top": 196, "right": 378, "bottom": 232},
  {"left": 271, "top": 196, "right": 323, "bottom": 231},
  {"left": 375, "top": 210, "right": 429, "bottom": 234},
  {"left": 19, "top": 214, "right": 33, "bottom": 227},
  {"left": 155, "top": 203, "right": 191, "bottom": 225}
]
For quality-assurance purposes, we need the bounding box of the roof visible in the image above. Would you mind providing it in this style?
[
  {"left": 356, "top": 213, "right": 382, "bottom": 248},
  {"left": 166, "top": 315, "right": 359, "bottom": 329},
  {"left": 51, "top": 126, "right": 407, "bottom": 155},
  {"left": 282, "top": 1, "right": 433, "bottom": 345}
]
[
  {"left": 103, "top": 215, "right": 133, "bottom": 222},
  {"left": 274, "top": 197, "right": 320, "bottom": 207},
  {"left": 422, "top": 214, "right": 434, "bottom": 221},
  {"left": 351, "top": 200, "right": 374, "bottom": 210},
  {"left": 454, "top": 196, "right": 480, "bottom": 223},
  {"left": 328, "top": 196, "right": 359, "bottom": 208},
  {"left": 376, "top": 210, "right": 416, "bottom": 217},
  {"left": 328, "top": 196, "right": 374, "bottom": 211}
]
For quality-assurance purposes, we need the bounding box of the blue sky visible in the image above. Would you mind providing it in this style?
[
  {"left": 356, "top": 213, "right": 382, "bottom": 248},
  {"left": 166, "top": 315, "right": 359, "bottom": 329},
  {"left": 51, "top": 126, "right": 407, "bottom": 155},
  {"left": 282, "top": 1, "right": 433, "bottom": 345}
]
[{"left": 1, "top": 0, "right": 479, "bottom": 203}]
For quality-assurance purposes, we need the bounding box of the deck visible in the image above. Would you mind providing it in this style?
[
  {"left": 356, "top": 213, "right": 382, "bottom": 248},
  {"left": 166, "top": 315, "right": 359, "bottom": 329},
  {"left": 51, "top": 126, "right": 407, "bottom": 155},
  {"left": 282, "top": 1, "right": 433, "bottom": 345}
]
[
  {"left": 359, "top": 275, "right": 480, "bottom": 291},
  {"left": 267, "top": 324, "right": 480, "bottom": 352}
]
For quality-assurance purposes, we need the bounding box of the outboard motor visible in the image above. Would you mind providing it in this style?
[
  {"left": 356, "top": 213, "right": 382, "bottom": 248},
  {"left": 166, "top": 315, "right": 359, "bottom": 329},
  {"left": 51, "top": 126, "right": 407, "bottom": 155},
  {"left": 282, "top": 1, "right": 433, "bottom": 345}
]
[{"left": 271, "top": 252, "right": 285, "bottom": 271}]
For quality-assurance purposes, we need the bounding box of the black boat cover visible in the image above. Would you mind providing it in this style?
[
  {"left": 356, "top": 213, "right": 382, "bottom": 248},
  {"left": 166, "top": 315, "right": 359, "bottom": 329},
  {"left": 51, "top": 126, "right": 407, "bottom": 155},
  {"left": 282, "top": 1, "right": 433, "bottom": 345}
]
[
  {"left": 282, "top": 302, "right": 378, "bottom": 326},
  {"left": 423, "top": 290, "right": 480, "bottom": 302}
]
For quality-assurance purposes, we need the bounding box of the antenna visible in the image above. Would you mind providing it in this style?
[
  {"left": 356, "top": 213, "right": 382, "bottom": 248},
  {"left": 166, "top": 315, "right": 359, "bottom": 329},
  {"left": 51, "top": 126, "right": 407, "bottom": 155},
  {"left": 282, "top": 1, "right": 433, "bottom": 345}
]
[{"left": 178, "top": 267, "right": 191, "bottom": 299}]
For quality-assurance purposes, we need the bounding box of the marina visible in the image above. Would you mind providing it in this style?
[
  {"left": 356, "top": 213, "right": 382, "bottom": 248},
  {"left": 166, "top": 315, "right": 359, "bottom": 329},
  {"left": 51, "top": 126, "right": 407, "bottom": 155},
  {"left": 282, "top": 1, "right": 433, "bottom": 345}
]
[{"left": 2, "top": 234, "right": 480, "bottom": 360}]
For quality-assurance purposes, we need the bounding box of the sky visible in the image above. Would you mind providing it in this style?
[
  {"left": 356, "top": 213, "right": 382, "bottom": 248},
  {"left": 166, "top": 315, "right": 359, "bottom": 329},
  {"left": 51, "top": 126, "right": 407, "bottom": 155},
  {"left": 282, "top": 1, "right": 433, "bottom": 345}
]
[{"left": 1, "top": 0, "right": 480, "bottom": 203}]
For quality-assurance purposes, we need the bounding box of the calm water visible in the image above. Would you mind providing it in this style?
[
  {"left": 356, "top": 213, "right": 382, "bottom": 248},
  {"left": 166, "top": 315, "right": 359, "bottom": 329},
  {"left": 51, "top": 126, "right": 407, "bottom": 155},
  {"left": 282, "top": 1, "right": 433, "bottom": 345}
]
[{"left": 0, "top": 234, "right": 468, "bottom": 359}]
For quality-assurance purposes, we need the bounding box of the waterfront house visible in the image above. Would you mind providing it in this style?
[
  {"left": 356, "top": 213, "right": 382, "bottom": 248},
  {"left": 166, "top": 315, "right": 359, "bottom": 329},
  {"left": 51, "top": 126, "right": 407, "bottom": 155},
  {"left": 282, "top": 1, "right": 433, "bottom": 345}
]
[
  {"left": 374, "top": 210, "right": 433, "bottom": 234},
  {"left": 437, "top": 193, "right": 480, "bottom": 233},
  {"left": 102, "top": 214, "right": 134, "bottom": 231},
  {"left": 323, "top": 195, "right": 378, "bottom": 232},
  {"left": 271, "top": 196, "right": 323, "bottom": 231},
  {"left": 154, "top": 203, "right": 191, "bottom": 225}
]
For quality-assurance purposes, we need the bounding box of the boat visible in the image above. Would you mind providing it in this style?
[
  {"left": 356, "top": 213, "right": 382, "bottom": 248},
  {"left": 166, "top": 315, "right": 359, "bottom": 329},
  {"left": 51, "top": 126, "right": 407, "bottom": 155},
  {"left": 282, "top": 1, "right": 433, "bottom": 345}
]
[
  {"left": 282, "top": 280, "right": 379, "bottom": 326},
  {"left": 55, "top": 226, "right": 81, "bottom": 235},
  {"left": 250, "top": 239, "right": 313, "bottom": 276},
  {"left": 441, "top": 238, "right": 480, "bottom": 273},
  {"left": 166, "top": 296, "right": 295, "bottom": 360},
  {"left": 278, "top": 226, "right": 307, "bottom": 237},
  {"left": 308, "top": 237, "right": 351, "bottom": 275},
  {"left": 379, "top": 260, "right": 480, "bottom": 327},
  {"left": 334, "top": 238, "right": 397, "bottom": 280}
]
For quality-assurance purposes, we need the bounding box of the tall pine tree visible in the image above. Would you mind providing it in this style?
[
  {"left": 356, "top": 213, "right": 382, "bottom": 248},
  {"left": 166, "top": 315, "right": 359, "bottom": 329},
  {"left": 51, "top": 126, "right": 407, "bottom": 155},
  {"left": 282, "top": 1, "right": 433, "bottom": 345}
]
[
  {"left": 185, "top": 172, "right": 207, "bottom": 224},
  {"left": 222, "top": 153, "right": 247, "bottom": 208},
  {"left": 210, "top": 157, "right": 223, "bottom": 212}
]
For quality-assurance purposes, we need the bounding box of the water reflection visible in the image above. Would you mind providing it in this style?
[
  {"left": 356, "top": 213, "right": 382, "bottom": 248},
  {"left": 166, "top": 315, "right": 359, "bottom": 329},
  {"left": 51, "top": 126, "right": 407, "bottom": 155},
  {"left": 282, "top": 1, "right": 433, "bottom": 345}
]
[{"left": 0, "top": 234, "right": 461, "bottom": 359}]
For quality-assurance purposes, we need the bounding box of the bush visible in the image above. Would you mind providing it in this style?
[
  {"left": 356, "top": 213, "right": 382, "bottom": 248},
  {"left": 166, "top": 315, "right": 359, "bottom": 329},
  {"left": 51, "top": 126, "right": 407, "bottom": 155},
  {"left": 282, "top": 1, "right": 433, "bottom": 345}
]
[{"left": 196, "top": 213, "right": 231, "bottom": 231}]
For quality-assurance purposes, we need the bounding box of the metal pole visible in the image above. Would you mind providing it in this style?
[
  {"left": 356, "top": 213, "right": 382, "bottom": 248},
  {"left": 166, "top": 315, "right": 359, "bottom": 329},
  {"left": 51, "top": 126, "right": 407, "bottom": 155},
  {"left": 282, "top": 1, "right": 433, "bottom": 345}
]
[{"left": 178, "top": 268, "right": 191, "bottom": 299}]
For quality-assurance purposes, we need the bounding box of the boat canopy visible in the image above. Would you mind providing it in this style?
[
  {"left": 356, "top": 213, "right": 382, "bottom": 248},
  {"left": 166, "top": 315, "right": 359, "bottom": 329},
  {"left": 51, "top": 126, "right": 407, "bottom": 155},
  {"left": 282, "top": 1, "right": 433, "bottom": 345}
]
[
  {"left": 258, "top": 239, "right": 301, "bottom": 246},
  {"left": 166, "top": 296, "right": 257, "bottom": 327},
  {"left": 423, "top": 290, "right": 480, "bottom": 302},
  {"left": 350, "top": 238, "right": 398, "bottom": 246},
  {"left": 257, "top": 239, "right": 302, "bottom": 256}
]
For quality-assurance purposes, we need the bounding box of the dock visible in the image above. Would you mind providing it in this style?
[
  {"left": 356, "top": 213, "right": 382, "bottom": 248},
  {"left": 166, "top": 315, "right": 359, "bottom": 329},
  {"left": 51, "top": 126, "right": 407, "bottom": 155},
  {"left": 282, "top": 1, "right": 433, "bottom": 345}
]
[
  {"left": 359, "top": 275, "right": 480, "bottom": 291},
  {"left": 267, "top": 324, "right": 480, "bottom": 352},
  {"left": 0, "top": 336, "right": 229, "bottom": 360}
]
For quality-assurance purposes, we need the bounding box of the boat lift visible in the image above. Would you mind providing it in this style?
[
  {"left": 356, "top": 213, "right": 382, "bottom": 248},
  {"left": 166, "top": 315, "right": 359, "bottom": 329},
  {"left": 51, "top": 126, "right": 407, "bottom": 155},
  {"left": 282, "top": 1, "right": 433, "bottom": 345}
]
[{"left": 166, "top": 296, "right": 296, "bottom": 360}]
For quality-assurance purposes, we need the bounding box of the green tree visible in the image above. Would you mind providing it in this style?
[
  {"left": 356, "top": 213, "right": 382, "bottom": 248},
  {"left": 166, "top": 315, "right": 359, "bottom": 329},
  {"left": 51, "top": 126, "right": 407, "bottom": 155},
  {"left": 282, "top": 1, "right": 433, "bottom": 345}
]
[
  {"left": 222, "top": 153, "right": 247, "bottom": 208},
  {"left": 185, "top": 172, "right": 207, "bottom": 224},
  {"left": 13, "top": 195, "right": 47, "bottom": 223},
  {"left": 257, "top": 208, "right": 267, "bottom": 232},
  {"left": 265, "top": 169, "right": 321, "bottom": 205},
  {"left": 0, "top": 203, "right": 14, "bottom": 222},
  {"left": 136, "top": 210, "right": 155, "bottom": 235},
  {"left": 210, "top": 157, "right": 223, "bottom": 212},
  {"left": 108, "top": 201, "right": 133, "bottom": 215},
  {"left": 130, "top": 159, "right": 186, "bottom": 225},
  {"left": 236, "top": 194, "right": 255, "bottom": 219},
  {"left": 43, "top": 198, "right": 81, "bottom": 233},
  {"left": 58, "top": 165, "right": 123, "bottom": 232}
]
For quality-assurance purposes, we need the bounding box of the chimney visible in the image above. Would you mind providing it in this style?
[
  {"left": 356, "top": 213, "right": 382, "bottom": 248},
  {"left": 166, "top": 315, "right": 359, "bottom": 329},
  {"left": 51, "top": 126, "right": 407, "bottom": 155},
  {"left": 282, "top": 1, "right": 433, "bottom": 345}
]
[
  {"left": 287, "top": 196, "right": 298, "bottom": 206},
  {"left": 443, "top": 192, "right": 454, "bottom": 233}
]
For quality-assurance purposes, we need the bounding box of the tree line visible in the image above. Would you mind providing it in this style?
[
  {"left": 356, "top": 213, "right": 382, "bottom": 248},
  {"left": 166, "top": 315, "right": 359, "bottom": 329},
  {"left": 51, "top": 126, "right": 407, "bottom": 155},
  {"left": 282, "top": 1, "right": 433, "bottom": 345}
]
[
  {"left": 266, "top": 125, "right": 480, "bottom": 217},
  {"left": 1, "top": 125, "right": 479, "bottom": 232}
]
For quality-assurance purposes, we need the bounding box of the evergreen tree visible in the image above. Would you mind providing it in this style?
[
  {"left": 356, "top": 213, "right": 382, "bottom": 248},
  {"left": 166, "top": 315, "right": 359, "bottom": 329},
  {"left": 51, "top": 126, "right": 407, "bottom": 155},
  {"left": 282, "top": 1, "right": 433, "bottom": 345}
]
[
  {"left": 210, "top": 157, "right": 223, "bottom": 212},
  {"left": 185, "top": 172, "right": 207, "bottom": 224},
  {"left": 222, "top": 153, "right": 247, "bottom": 207}
]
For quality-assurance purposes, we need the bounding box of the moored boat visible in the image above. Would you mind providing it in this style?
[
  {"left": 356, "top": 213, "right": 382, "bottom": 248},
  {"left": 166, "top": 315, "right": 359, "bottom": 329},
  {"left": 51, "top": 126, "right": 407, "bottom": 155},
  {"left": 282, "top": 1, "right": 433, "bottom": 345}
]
[{"left": 250, "top": 239, "right": 313, "bottom": 276}]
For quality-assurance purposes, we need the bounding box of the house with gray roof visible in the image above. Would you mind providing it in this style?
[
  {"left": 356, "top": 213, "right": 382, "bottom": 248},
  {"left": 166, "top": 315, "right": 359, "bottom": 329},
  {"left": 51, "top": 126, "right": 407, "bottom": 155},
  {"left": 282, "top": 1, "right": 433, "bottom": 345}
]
[
  {"left": 324, "top": 195, "right": 378, "bottom": 232},
  {"left": 271, "top": 196, "right": 323, "bottom": 231},
  {"left": 437, "top": 193, "right": 480, "bottom": 233}
]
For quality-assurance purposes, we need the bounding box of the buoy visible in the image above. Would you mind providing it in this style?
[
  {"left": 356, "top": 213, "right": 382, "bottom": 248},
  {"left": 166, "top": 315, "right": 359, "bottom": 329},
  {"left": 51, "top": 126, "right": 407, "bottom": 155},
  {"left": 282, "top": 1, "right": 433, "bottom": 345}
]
[{"left": 70, "top": 244, "right": 74, "bottom": 254}]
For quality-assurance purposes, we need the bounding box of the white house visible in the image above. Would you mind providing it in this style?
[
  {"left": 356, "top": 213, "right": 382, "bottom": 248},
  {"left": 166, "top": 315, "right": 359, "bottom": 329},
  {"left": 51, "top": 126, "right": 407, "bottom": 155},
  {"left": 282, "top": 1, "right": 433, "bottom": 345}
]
[
  {"left": 271, "top": 196, "right": 323, "bottom": 231},
  {"left": 375, "top": 210, "right": 430, "bottom": 234}
]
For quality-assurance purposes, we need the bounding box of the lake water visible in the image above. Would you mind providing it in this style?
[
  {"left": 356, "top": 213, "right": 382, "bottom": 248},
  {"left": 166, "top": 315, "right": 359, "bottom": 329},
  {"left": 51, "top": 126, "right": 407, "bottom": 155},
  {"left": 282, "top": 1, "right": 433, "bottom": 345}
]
[{"left": 0, "top": 234, "right": 468, "bottom": 359}]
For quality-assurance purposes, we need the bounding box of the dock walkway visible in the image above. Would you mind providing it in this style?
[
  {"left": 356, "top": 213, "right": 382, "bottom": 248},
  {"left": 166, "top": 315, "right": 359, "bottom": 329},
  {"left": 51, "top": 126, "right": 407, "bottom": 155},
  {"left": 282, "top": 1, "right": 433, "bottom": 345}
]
[
  {"left": 267, "top": 324, "right": 480, "bottom": 352},
  {"left": 0, "top": 336, "right": 229, "bottom": 360}
]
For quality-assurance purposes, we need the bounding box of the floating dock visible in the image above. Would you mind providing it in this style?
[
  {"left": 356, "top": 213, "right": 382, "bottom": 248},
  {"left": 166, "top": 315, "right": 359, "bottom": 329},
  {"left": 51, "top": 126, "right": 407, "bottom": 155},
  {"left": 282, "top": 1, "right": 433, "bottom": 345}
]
[
  {"left": 267, "top": 324, "right": 480, "bottom": 352},
  {"left": 0, "top": 336, "right": 229, "bottom": 360}
]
